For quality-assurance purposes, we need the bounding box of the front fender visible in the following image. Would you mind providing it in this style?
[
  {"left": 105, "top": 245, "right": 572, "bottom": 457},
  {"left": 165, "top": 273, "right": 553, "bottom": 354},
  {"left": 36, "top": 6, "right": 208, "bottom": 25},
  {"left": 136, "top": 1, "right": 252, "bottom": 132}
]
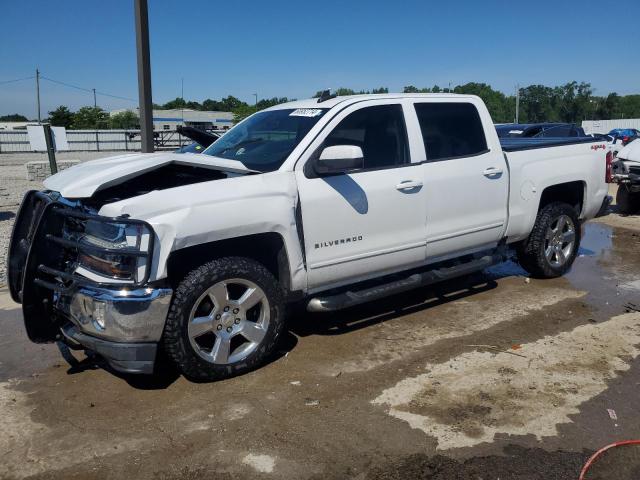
[{"left": 98, "top": 171, "right": 307, "bottom": 291}]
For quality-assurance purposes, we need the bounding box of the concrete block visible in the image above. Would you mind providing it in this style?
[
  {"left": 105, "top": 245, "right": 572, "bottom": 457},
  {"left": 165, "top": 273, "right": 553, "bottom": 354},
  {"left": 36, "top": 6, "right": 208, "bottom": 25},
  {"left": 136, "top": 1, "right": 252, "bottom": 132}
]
[{"left": 26, "top": 160, "right": 80, "bottom": 181}]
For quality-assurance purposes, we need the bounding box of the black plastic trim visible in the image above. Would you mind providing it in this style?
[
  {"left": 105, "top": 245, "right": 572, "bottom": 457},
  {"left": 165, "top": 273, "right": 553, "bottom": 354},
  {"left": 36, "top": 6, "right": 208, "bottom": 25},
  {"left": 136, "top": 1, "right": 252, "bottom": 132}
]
[{"left": 61, "top": 324, "right": 157, "bottom": 374}]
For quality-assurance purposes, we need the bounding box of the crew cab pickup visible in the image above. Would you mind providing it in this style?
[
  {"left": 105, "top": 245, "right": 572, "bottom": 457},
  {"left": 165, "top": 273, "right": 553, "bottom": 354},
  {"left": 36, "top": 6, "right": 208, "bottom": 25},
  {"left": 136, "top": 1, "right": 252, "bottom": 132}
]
[{"left": 8, "top": 93, "right": 611, "bottom": 380}]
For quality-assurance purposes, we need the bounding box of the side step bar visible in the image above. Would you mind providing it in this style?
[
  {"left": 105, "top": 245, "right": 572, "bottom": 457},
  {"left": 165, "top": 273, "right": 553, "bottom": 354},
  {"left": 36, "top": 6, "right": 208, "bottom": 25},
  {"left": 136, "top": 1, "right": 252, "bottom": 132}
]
[{"left": 306, "top": 251, "right": 506, "bottom": 312}]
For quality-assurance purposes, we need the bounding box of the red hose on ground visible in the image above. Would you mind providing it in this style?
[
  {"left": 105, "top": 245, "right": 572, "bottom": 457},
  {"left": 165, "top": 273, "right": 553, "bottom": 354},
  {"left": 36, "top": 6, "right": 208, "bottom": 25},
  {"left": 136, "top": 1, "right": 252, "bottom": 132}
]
[{"left": 579, "top": 440, "right": 640, "bottom": 480}]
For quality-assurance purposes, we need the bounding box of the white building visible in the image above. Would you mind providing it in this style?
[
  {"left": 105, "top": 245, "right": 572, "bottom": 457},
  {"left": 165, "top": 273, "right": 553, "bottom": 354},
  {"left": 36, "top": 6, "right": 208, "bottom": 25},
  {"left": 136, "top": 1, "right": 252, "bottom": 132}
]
[
  {"left": 0, "top": 121, "right": 36, "bottom": 130},
  {"left": 110, "top": 108, "right": 235, "bottom": 131}
]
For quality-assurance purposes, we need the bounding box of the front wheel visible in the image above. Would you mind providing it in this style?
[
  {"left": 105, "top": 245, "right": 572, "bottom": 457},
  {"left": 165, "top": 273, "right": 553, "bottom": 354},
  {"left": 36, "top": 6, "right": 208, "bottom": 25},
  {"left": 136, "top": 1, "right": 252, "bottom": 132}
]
[
  {"left": 516, "top": 202, "right": 581, "bottom": 278},
  {"left": 163, "top": 257, "right": 285, "bottom": 381}
]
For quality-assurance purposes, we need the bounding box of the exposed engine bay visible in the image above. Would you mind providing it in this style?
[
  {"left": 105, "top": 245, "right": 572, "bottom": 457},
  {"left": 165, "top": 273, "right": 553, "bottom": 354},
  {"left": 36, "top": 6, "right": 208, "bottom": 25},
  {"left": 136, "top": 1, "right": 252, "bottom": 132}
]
[{"left": 84, "top": 163, "right": 238, "bottom": 208}]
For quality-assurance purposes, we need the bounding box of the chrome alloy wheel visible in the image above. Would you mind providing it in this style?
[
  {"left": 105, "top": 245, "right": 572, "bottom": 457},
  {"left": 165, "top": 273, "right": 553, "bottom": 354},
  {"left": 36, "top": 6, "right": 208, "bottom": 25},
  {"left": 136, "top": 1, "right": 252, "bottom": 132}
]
[
  {"left": 544, "top": 214, "right": 576, "bottom": 268},
  {"left": 187, "top": 278, "right": 270, "bottom": 365}
]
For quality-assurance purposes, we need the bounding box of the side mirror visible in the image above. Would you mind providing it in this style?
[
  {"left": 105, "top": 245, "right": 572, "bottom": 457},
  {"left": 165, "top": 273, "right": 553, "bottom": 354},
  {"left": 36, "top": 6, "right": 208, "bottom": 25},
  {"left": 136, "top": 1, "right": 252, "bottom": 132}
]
[{"left": 314, "top": 145, "right": 364, "bottom": 175}]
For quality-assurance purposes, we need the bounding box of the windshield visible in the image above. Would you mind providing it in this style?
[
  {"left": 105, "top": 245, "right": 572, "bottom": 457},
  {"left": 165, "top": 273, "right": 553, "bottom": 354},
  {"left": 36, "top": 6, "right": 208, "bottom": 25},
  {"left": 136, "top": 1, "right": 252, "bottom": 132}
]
[{"left": 202, "top": 108, "right": 327, "bottom": 172}]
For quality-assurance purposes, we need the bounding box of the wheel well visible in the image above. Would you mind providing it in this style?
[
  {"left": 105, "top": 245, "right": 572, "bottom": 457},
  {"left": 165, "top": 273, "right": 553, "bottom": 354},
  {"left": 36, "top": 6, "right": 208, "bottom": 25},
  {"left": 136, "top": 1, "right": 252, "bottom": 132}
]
[
  {"left": 166, "top": 233, "right": 291, "bottom": 292},
  {"left": 539, "top": 181, "right": 585, "bottom": 215}
]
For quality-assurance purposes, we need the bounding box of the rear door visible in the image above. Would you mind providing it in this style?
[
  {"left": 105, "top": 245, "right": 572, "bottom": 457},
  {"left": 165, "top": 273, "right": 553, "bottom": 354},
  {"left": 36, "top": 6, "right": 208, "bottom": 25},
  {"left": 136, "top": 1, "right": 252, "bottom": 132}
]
[
  {"left": 295, "top": 100, "right": 427, "bottom": 290},
  {"left": 410, "top": 99, "right": 509, "bottom": 260}
]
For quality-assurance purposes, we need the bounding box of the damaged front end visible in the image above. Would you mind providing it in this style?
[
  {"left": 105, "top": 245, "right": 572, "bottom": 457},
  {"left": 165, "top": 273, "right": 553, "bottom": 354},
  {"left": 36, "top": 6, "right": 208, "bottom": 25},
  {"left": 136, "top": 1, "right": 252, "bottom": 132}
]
[
  {"left": 612, "top": 159, "right": 640, "bottom": 189},
  {"left": 8, "top": 190, "right": 171, "bottom": 374}
]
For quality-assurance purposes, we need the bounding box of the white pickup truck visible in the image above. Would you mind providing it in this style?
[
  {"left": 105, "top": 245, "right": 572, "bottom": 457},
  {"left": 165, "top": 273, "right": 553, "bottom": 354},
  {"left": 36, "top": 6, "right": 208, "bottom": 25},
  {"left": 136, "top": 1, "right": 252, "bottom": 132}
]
[{"left": 8, "top": 93, "right": 611, "bottom": 380}]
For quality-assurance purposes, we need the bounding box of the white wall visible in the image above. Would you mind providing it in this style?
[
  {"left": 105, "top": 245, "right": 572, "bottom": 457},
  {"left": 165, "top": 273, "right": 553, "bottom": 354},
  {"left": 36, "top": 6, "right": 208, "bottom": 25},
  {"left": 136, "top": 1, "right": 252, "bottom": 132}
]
[{"left": 582, "top": 119, "right": 640, "bottom": 135}]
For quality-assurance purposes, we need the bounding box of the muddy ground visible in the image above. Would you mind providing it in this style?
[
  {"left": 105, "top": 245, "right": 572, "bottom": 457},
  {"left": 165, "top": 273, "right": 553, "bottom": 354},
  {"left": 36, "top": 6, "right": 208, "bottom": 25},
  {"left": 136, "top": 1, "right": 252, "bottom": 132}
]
[{"left": 1, "top": 201, "right": 640, "bottom": 479}]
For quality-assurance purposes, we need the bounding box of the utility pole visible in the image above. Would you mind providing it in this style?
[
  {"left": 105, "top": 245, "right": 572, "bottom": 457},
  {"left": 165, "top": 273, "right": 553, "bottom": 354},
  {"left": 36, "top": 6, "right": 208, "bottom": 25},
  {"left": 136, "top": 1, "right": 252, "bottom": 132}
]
[
  {"left": 515, "top": 84, "right": 520, "bottom": 124},
  {"left": 36, "top": 68, "right": 41, "bottom": 124},
  {"left": 92, "top": 88, "right": 97, "bottom": 108},
  {"left": 134, "top": 0, "right": 154, "bottom": 152},
  {"left": 253, "top": 93, "right": 257, "bottom": 107}
]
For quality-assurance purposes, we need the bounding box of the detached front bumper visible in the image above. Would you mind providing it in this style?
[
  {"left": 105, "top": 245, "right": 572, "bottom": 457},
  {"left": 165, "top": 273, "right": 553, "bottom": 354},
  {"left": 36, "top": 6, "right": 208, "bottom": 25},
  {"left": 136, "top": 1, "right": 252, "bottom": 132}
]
[{"left": 57, "top": 285, "right": 173, "bottom": 374}]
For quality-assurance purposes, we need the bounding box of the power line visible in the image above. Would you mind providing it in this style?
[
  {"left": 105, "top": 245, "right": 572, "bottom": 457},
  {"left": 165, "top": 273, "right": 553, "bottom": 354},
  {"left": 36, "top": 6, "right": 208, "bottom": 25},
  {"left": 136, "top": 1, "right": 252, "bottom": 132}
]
[
  {"left": 39, "top": 74, "right": 137, "bottom": 103},
  {"left": 0, "top": 75, "right": 35, "bottom": 85}
]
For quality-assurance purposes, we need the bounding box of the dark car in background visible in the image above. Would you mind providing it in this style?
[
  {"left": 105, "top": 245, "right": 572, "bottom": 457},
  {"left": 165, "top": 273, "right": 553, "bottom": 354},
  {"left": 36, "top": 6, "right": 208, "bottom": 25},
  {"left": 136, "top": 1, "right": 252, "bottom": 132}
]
[
  {"left": 174, "top": 126, "right": 220, "bottom": 154},
  {"left": 496, "top": 123, "right": 587, "bottom": 138}
]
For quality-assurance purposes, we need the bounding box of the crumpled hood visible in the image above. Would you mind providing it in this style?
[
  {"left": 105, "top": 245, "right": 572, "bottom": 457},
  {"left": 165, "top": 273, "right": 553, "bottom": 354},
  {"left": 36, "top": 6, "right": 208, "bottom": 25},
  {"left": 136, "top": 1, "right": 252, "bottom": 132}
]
[
  {"left": 43, "top": 151, "right": 256, "bottom": 198},
  {"left": 617, "top": 138, "right": 640, "bottom": 163}
]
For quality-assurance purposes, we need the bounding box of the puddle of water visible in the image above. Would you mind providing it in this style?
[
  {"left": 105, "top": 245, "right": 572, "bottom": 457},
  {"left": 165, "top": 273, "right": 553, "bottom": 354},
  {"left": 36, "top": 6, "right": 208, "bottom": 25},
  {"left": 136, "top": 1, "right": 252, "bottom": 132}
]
[
  {"left": 566, "top": 222, "right": 640, "bottom": 319},
  {"left": 579, "top": 222, "right": 613, "bottom": 256}
]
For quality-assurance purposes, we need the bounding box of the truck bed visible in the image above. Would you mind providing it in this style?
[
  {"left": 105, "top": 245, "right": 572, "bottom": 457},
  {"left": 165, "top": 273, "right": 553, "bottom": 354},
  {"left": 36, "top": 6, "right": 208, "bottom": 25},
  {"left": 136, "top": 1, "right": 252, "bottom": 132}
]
[{"left": 500, "top": 137, "right": 601, "bottom": 152}]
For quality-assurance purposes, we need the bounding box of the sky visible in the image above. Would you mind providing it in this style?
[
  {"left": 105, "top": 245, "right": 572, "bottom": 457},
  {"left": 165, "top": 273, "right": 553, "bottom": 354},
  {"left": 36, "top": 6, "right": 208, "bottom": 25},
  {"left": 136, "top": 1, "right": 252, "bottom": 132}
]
[{"left": 1, "top": 0, "right": 639, "bottom": 118}]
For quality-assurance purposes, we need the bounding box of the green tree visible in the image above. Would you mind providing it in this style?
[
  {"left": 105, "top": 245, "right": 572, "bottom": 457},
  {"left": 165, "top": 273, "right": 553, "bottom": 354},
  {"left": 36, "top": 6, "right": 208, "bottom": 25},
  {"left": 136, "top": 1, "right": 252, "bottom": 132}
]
[
  {"left": 72, "top": 106, "right": 109, "bottom": 129},
  {"left": 596, "top": 93, "right": 621, "bottom": 120},
  {"left": 47, "top": 106, "right": 74, "bottom": 128},
  {"left": 161, "top": 97, "right": 187, "bottom": 110},
  {"left": 219, "top": 96, "right": 245, "bottom": 112},
  {"left": 232, "top": 104, "right": 257, "bottom": 123},
  {"left": 620, "top": 95, "right": 640, "bottom": 118},
  {"left": 0, "top": 113, "right": 28, "bottom": 122},
  {"left": 518, "top": 85, "right": 557, "bottom": 123},
  {"left": 202, "top": 98, "right": 223, "bottom": 111},
  {"left": 256, "top": 97, "right": 292, "bottom": 110},
  {"left": 453, "top": 82, "right": 512, "bottom": 123},
  {"left": 109, "top": 110, "right": 139, "bottom": 129}
]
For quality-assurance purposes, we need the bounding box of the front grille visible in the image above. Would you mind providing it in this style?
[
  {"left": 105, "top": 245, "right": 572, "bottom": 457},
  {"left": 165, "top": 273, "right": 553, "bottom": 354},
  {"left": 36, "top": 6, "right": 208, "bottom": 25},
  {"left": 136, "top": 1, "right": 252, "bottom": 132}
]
[{"left": 629, "top": 165, "right": 640, "bottom": 176}]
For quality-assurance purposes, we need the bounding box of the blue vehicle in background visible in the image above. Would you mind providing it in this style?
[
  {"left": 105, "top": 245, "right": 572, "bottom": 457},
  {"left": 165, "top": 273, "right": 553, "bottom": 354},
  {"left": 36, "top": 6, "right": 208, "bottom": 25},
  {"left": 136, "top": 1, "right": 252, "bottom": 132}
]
[{"left": 608, "top": 128, "right": 640, "bottom": 147}]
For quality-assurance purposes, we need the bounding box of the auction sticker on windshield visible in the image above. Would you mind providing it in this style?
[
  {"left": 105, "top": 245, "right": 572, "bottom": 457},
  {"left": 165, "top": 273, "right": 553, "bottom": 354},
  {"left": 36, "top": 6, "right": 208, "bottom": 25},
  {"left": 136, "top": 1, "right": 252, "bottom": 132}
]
[{"left": 289, "top": 109, "right": 323, "bottom": 117}]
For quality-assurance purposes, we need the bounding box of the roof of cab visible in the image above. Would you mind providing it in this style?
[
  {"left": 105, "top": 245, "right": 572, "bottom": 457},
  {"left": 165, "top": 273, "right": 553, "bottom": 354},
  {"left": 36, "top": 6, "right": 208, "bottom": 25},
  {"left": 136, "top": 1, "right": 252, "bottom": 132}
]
[{"left": 263, "top": 93, "right": 479, "bottom": 111}]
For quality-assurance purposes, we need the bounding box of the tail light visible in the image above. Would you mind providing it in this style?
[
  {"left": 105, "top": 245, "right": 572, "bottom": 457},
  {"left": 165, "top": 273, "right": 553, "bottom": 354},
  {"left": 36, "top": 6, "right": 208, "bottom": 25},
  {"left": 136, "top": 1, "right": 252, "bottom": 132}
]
[
  {"left": 622, "top": 136, "right": 629, "bottom": 145},
  {"left": 605, "top": 150, "right": 613, "bottom": 183}
]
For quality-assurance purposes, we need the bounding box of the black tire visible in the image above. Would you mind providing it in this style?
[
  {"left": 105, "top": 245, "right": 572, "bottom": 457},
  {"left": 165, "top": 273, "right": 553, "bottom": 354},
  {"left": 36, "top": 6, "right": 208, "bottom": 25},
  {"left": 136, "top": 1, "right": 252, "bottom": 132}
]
[
  {"left": 616, "top": 186, "right": 640, "bottom": 215},
  {"left": 516, "top": 202, "right": 581, "bottom": 279},
  {"left": 163, "top": 257, "right": 285, "bottom": 381}
]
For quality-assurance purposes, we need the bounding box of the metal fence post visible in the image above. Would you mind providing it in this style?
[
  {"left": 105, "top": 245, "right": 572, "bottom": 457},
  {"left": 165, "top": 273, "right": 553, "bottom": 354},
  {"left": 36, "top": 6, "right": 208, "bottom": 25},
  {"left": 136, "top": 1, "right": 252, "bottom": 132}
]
[
  {"left": 95, "top": 130, "right": 100, "bottom": 151},
  {"left": 43, "top": 124, "right": 58, "bottom": 175},
  {"left": 124, "top": 131, "right": 128, "bottom": 151}
]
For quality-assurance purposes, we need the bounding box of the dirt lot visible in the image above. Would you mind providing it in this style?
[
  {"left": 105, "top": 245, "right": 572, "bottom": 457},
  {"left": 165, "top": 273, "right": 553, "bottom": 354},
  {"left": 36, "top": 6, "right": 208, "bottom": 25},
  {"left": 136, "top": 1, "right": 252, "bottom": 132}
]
[{"left": 1, "top": 159, "right": 640, "bottom": 479}]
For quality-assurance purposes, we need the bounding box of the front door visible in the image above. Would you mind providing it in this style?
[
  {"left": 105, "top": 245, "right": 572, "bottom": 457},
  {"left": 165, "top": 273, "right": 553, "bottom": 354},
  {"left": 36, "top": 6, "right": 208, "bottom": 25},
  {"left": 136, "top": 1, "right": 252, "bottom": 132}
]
[{"left": 295, "top": 101, "right": 427, "bottom": 290}]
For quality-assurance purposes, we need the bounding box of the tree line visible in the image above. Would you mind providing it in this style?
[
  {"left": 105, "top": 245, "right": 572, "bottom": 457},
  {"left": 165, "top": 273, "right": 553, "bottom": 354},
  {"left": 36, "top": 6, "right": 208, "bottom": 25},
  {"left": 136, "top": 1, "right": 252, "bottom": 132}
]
[{"left": 2, "top": 81, "right": 639, "bottom": 129}]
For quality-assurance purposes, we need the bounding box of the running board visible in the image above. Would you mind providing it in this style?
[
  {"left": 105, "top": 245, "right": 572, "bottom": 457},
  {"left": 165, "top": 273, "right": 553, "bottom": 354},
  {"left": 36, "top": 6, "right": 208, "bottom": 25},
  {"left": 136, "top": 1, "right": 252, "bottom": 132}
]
[{"left": 306, "top": 251, "right": 506, "bottom": 312}]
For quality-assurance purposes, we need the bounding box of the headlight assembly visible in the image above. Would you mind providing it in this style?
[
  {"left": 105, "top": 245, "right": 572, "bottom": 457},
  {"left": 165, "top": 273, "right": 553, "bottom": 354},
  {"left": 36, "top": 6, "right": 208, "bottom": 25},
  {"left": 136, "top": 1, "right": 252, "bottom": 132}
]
[{"left": 76, "top": 219, "right": 152, "bottom": 284}]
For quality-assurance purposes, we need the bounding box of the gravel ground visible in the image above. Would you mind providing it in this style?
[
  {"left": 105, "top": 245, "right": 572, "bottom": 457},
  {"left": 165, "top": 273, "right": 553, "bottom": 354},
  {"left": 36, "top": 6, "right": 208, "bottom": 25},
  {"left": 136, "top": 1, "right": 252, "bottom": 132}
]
[{"left": 0, "top": 152, "right": 114, "bottom": 284}]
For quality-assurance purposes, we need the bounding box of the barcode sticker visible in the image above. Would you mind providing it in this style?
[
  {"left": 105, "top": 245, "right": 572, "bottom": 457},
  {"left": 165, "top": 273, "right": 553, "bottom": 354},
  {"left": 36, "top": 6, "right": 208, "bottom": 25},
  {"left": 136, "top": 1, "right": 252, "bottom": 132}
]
[{"left": 289, "top": 109, "right": 323, "bottom": 117}]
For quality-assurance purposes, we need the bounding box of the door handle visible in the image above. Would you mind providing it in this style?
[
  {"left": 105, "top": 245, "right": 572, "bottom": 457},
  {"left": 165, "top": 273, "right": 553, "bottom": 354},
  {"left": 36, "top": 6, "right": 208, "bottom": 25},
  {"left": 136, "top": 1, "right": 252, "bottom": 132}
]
[
  {"left": 483, "top": 167, "right": 503, "bottom": 177},
  {"left": 396, "top": 180, "right": 423, "bottom": 191}
]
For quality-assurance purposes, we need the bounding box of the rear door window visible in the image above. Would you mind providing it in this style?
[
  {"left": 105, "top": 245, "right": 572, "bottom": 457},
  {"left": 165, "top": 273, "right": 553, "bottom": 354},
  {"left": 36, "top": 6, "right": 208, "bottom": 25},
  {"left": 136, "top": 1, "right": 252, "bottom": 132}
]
[{"left": 414, "top": 103, "right": 488, "bottom": 161}]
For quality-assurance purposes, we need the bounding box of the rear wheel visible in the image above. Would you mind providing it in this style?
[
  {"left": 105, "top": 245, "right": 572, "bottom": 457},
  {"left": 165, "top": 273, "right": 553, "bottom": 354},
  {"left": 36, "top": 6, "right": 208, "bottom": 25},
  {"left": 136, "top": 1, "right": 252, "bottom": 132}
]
[
  {"left": 517, "top": 202, "right": 580, "bottom": 278},
  {"left": 616, "top": 186, "right": 640, "bottom": 215},
  {"left": 163, "top": 257, "right": 285, "bottom": 381}
]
